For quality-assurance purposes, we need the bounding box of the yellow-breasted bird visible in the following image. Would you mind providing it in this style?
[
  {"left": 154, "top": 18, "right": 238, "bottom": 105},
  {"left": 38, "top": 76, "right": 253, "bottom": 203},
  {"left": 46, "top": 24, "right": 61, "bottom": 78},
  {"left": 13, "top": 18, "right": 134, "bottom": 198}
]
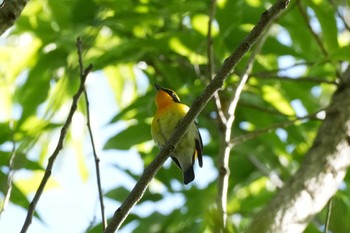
[{"left": 151, "top": 84, "right": 203, "bottom": 185}]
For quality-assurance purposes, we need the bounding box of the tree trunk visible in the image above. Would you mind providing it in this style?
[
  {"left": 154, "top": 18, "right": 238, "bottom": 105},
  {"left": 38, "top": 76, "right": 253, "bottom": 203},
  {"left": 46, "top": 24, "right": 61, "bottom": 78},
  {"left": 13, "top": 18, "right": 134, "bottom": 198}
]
[{"left": 245, "top": 66, "right": 350, "bottom": 233}]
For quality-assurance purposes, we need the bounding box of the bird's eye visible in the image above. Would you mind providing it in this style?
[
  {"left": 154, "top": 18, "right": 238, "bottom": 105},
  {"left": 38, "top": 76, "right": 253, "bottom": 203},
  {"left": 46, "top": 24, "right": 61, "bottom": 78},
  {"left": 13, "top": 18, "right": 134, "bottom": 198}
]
[{"left": 163, "top": 88, "right": 180, "bottom": 103}]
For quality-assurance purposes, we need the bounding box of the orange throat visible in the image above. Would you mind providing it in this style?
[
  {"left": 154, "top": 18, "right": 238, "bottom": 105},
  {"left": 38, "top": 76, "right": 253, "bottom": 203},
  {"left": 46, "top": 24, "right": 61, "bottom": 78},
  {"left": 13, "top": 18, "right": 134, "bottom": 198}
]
[{"left": 155, "top": 90, "right": 174, "bottom": 111}]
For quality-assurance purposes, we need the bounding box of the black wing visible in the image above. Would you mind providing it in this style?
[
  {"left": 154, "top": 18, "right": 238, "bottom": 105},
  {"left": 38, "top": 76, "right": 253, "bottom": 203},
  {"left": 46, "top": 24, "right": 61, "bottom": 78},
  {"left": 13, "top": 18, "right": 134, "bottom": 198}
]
[{"left": 195, "top": 122, "right": 203, "bottom": 167}]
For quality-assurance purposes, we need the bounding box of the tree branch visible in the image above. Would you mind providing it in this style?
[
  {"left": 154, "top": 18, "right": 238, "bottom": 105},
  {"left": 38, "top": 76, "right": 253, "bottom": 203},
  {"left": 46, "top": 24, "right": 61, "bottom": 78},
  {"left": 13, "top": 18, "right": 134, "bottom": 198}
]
[
  {"left": 230, "top": 110, "right": 321, "bottom": 146},
  {"left": 207, "top": 0, "right": 227, "bottom": 127},
  {"left": 244, "top": 65, "right": 350, "bottom": 233},
  {"left": 215, "top": 22, "right": 270, "bottom": 232},
  {"left": 0, "top": 121, "right": 16, "bottom": 216},
  {"left": 84, "top": 90, "right": 107, "bottom": 230},
  {"left": 251, "top": 60, "right": 319, "bottom": 77},
  {"left": 297, "top": 1, "right": 329, "bottom": 57},
  {"left": 324, "top": 198, "right": 333, "bottom": 233},
  {"left": 248, "top": 155, "right": 284, "bottom": 189},
  {"left": 20, "top": 37, "right": 93, "bottom": 233},
  {"left": 103, "top": 1, "right": 290, "bottom": 232},
  {"left": 254, "top": 74, "right": 338, "bottom": 85},
  {"left": 0, "top": 0, "right": 28, "bottom": 36},
  {"left": 328, "top": 0, "right": 350, "bottom": 32},
  {"left": 80, "top": 32, "right": 106, "bottom": 229}
]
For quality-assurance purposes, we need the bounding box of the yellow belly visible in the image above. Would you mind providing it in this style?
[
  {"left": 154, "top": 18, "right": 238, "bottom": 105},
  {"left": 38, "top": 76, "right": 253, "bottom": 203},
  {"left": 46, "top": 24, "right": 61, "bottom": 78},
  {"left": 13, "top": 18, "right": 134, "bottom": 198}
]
[{"left": 151, "top": 104, "right": 197, "bottom": 172}]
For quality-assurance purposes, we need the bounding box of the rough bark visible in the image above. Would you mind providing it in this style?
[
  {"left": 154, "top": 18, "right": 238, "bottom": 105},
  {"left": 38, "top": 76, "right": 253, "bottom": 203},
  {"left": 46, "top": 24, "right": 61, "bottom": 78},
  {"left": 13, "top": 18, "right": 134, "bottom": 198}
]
[
  {"left": 245, "top": 66, "right": 350, "bottom": 233},
  {"left": 0, "top": 0, "right": 28, "bottom": 36}
]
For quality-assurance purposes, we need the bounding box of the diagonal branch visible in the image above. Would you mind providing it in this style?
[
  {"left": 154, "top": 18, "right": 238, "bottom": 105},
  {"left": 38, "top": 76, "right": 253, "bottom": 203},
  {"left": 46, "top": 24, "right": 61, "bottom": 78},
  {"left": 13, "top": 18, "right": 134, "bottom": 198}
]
[
  {"left": 0, "top": 0, "right": 28, "bottom": 36},
  {"left": 297, "top": 1, "right": 329, "bottom": 57},
  {"left": 248, "top": 155, "right": 284, "bottom": 188},
  {"left": 20, "top": 37, "right": 93, "bottom": 233},
  {"left": 328, "top": 0, "right": 350, "bottom": 32},
  {"left": 104, "top": 1, "right": 290, "bottom": 232}
]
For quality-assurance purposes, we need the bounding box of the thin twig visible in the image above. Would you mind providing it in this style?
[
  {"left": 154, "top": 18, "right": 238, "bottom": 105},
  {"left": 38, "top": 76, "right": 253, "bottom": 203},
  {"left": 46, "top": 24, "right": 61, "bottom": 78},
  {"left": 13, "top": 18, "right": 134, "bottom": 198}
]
[
  {"left": 206, "top": 0, "right": 227, "bottom": 126},
  {"left": 227, "top": 34, "right": 269, "bottom": 117},
  {"left": 297, "top": 1, "right": 329, "bottom": 57},
  {"left": 77, "top": 33, "right": 107, "bottom": 230},
  {"left": 207, "top": 0, "right": 216, "bottom": 79},
  {"left": 104, "top": 1, "right": 290, "bottom": 232},
  {"left": 328, "top": 0, "right": 350, "bottom": 31},
  {"left": 20, "top": 37, "right": 93, "bottom": 233},
  {"left": 248, "top": 155, "right": 284, "bottom": 188},
  {"left": 84, "top": 91, "right": 107, "bottom": 229},
  {"left": 324, "top": 198, "right": 333, "bottom": 233},
  {"left": 230, "top": 110, "right": 321, "bottom": 147},
  {"left": 0, "top": 121, "right": 16, "bottom": 217},
  {"left": 251, "top": 61, "right": 318, "bottom": 77},
  {"left": 296, "top": 0, "right": 343, "bottom": 85},
  {"left": 254, "top": 74, "right": 338, "bottom": 85},
  {"left": 85, "top": 206, "right": 98, "bottom": 233}
]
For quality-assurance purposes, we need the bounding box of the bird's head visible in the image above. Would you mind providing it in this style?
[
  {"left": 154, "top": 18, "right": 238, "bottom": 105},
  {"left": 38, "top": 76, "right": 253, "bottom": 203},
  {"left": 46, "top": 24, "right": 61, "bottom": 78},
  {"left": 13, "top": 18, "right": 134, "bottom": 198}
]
[{"left": 154, "top": 83, "right": 181, "bottom": 109}]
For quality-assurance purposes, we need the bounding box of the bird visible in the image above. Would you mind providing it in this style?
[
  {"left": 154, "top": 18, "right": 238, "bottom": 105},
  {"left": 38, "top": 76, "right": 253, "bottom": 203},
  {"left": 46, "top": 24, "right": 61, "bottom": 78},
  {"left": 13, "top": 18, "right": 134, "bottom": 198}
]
[{"left": 151, "top": 83, "right": 203, "bottom": 185}]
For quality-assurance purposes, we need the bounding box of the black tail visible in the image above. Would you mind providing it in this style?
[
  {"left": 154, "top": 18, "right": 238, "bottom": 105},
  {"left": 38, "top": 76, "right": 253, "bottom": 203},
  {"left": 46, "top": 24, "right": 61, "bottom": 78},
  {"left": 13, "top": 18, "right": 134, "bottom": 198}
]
[{"left": 183, "top": 166, "right": 195, "bottom": 185}]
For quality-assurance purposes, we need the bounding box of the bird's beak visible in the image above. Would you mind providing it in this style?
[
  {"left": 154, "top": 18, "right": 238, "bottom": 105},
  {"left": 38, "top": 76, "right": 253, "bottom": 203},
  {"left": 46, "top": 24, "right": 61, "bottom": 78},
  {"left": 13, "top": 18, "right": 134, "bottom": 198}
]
[{"left": 154, "top": 83, "right": 161, "bottom": 91}]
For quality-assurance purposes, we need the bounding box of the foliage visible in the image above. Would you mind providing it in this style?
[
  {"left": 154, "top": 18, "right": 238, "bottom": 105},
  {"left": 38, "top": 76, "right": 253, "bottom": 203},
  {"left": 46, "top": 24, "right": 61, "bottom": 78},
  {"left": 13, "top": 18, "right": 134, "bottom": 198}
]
[{"left": 0, "top": 0, "right": 350, "bottom": 232}]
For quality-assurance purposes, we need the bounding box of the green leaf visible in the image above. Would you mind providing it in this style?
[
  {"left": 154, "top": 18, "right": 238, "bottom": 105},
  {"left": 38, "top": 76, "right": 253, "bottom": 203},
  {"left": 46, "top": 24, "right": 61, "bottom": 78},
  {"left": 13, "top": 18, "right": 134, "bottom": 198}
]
[
  {"left": 329, "top": 195, "right": 350, "bottom": 233},
  {"left": 280, "top": 6, "right": 320, "bottom": 60},
  {"left": 104, "top": 121, "right": 151, "bottom": 150},
  {"left": 105, "top": 186, "right": 130, "bottom": 202},
  {"left": 0, "top": 122, "right": 11, "bottom": 145},
  {"left": 331, "top": 45, "right": 350, "bottom": 62},
  {"left": 307, "top": 0, "right": 339, "bottom": 52},
  {"left": 71, "top": 0, "right": 97, "bottom": 24},
  {"left": 16, "top": 49, "right": 67, "bottom": 123},
  {"left": 261, "top": 85, "right": 295, "bottom": 116},
  {"left": 110, "top": 91, "right": 154, "bottom": 123},
  {"left": 0, "top": 171, "right": 41, "bottom": 220},
  {"left": 0, "top": 151, "right": 43, "bottom": 171}
]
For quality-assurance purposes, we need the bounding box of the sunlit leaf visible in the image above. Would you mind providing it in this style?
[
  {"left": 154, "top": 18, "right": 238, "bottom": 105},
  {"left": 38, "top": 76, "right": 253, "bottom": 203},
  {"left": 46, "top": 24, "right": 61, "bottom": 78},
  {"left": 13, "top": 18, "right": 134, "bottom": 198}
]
[
  {"left": 261, "top": 85, "right": 295, "bottom": 116},
  {"left": 307, "top": 0, "right": 339, "bottom": 52},
  {"left": 104, "top": 121, "right": 151, "bottom": 150},
  {"left": 15, "top": 171, "right": 59, "bottom": 194},
  {"left": 0, "top": 151, "right": 43, "bottom": 171}
]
